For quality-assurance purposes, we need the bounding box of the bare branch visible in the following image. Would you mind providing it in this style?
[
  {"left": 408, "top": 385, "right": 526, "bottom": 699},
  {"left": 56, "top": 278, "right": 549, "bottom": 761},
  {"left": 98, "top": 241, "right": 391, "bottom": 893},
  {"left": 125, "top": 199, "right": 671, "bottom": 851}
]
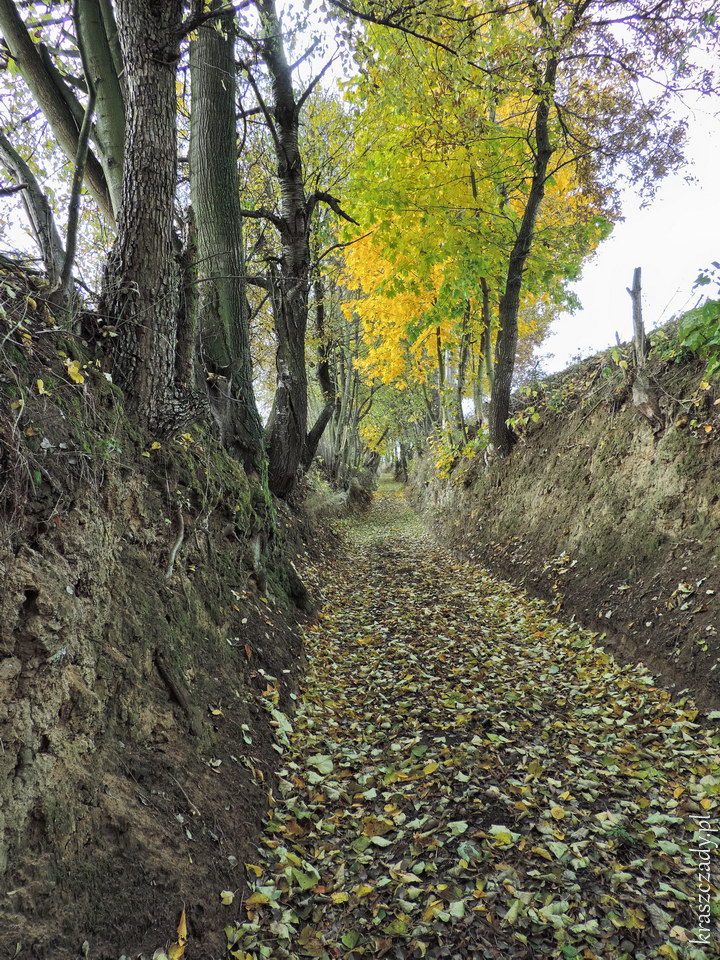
[
  {"left": 289, "top": 38, "right": 319, "bottom": 72},
  {"left": 239, "top": 206, "right": 286, "bottom": 232},
  {"left": 0, "top": 182, "right": 27, "bottom": 196},
  {"left": 175, "top": 1, "right": 251, "bottom": 41},
  {"left": 316, "top": 229, "right": 375, "bottom": 264},
  {"left": 306, "top": 190, "right": 359, "bottom": 225},
  {"left": 0, "top": 130, "right": 65, "bottom": 284},
  {"left": 296, "top": 51, "right": 339, "bottom": 112},
  {"left": 237, "top": 57, "right": 281, "bottom": 152},
  {"left": 57, "top": 69, "right": 96, "bottom": 295}
]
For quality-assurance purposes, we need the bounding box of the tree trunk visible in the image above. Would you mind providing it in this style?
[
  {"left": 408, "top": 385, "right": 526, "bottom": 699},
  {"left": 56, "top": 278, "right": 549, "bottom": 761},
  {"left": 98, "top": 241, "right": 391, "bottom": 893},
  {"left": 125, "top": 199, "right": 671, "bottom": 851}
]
[
  {"left": 481, "top": 277, "right": 494, "bottom": 389},
  {"left": 190, "top": 6, "right": 263, "bottom": 469},
  {"left": 101, "top": 0, "right": 201, "bottom": 435},
  {"left": 473, "top": 277, "right": 494, "bottom": 422},
  {"left": 303, "top": 273, "right": 339, "bottom": 468},
  {"left": 0, "top": 131, "right": 65, "bottom": 285},
  {"left": 75, "top": 0, "right": 125, "bottom": 218},
  {"left": 0, "top": 0, "right": 114, "bottom": 222},
  {"left": 435, "top": 325, "right": 446, "bottom": 426},
  {"left": 257, "top": 0, "right": 311, "bottom": 496},
  {"left": 456, "top": 303, "right": 469, "bottom": 440},
  {"left": 627, "top": 266, "right": 648, "bottom": 367},
  {"left": 395, "top": 442, "right": 409, "bottom": 483},
  {"left": 488, "top": 56, "right": 557, "bottom": 457}
]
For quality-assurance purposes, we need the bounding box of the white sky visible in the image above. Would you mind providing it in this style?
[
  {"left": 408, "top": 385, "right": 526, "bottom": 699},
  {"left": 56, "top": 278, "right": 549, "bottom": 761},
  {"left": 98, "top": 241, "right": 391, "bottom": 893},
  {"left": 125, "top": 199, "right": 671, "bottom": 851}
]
[{"left": 541, "top": 100, "right": 720, "bottom": 372}]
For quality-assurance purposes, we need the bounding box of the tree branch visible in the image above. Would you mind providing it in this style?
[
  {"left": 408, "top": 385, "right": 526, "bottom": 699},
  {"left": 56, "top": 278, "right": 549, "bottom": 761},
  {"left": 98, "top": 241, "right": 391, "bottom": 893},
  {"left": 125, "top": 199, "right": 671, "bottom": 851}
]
[
  {"left": 57, "top": 78, "right": 96, "bottom": 295},
  {"left": 296, "top": 51, "right": 339, "bottom": 111},
  {"left": 289, "top": 38, "right": 319, "bottom": 72},
  {"left": 316, "top": 229, "right": 374, "bottom": 264},
  {"left": 0, "top": 182, "right": 27, "bottom": 196},
  {"left": 326, "top": 0, "right": 494, "bottom": 75},
  {"left": 238, "top": 206, "right": 286, "bottom": 232},
  {"left": 0, "top": 0, "right": 114, "bottom": 222},
  {"left": 175, "top": 1, "right": 251, "bottom": 41},
  {"left": 237, "top": 56, "right": 281, "bottom": 152},
  {"left": 306, "top": 190, "right": 359, "bottom": 225},
  {"left": 0, "top": 130, "right": 65, "bottom": 285},
  {"left": 246, "top": 274, "right": 270, "bottom": 291}
]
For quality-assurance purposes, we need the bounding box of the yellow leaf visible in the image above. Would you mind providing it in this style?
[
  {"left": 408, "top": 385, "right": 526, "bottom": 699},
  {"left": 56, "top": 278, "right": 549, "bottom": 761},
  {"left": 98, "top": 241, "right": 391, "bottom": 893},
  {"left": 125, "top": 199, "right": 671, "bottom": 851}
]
[
  {"left": 220, "top": 890, "right": 235, "bottom": 905},
  {"left": 531, "top": 846, "right": 553, "bottom": 861},
  {"left": 331, "top": 891, "right": 350, "bottom": 904},
  {"left": 422, "top": 899, "right": 443, "bottom": 922},
  {"left": 700, "top": 797, "right": 713, "bottom": 810},
  {"left": 167, "top": 908, "right": 187, "bottom": 960},
  {"left": 246, "top": 892, "right": 269, "bottom": 904},
  {"left": 36, "top": 379, "right": 51, "bottom": 396},
  {"left": 422, "top": 761, "right": 439, "bottom": 776},
  {"left": 150, "top": 441, "right": 162, "bottom": 450},
  {"left": 700, "top": 380, "right": 711, "bottom": 390},
  {"left": 65, "top": 359, "right": 85, "bottom": 384},
  {"left": 355, "top": 883, "right": 374, "bottom": 897},
  {"left": 550, "top": 805, "right": 565, "bottom": 820},
  {"left": 245, "top": 863, "right": 262, "bottom": 877}
]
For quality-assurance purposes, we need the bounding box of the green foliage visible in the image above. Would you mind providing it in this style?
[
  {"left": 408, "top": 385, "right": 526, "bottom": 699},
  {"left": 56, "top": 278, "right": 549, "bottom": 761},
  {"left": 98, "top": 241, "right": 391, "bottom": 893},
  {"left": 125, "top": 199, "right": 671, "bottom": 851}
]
[
  {"left": 426, "top": 428, "right": 490, "bottom": 480},
  {"left": 676, "top": 263, "right": 720, "bottom": 377}
]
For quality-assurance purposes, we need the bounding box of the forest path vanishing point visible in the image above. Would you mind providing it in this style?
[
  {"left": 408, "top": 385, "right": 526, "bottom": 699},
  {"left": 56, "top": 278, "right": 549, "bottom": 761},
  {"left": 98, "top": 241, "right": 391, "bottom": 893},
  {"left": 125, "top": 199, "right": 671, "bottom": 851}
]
[{"left": 225, "top": 482, "right": 720, "bottom": 960}]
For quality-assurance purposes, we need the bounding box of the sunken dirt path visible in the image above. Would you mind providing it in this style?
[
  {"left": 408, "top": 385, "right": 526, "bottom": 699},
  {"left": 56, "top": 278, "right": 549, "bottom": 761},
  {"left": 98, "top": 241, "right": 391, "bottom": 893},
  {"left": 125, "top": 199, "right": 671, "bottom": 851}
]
[{"left": 226, "top": 483, "right": 719, "bottom": 960}]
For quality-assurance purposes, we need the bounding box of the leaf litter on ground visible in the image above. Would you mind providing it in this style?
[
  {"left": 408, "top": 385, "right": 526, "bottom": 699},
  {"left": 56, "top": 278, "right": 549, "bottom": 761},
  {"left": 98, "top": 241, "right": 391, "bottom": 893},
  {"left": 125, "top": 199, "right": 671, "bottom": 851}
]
[{"left": 225, "top": 482, "right": 720, "bottom": 960}]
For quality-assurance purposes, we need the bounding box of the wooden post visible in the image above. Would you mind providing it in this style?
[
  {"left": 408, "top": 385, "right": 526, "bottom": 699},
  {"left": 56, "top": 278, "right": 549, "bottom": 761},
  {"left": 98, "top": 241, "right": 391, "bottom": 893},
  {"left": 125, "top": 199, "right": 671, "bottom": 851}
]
[{"left": 626, "top": 266, "right": 648, "bottom": 367}]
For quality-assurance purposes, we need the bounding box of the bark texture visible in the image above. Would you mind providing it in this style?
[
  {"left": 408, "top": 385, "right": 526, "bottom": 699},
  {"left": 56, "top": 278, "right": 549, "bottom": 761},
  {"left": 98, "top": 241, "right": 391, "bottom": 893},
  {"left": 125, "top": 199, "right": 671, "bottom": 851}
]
[
  {"left": 190, "top": 8, "right": 263, "bottom": 468},
  {"left": 102, "top": 0, "right": 202, "bottom": 435},
  {"left": 75, "top": 0, "right": 125, "bottom": 217},
  {"left": 256, "top": 0, "right": 311, "bottom": 496},
  {"left": 303, "top": 275, "right": 339, "bottom": 468}
]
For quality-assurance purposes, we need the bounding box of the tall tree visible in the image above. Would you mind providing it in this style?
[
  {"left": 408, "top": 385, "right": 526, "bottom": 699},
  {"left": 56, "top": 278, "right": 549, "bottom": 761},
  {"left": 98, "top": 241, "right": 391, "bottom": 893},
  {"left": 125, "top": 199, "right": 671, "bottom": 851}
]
[
  {"left": 332, "top": 0, "right": 720, "bottom": 456},
  {"left": 245, "top": 0, "right": 312, "bottom": 495},
  {"left": 74, "top": 0, "right": 125, "bottom": 218},
  {"left": 0, "top": 0, "right": 116, "bottom": 221},
  {"left": 240, "top": 0, "right": 356, "bottom": 495},
  {"left": 190, "top": 4, "right": 263, "bottom": 468},
  {"left": 489, "top": 7, "right": 557, "bottom": 455},
  {"left": 100, "top": 0, "right": 202, "bottom": 434}
]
